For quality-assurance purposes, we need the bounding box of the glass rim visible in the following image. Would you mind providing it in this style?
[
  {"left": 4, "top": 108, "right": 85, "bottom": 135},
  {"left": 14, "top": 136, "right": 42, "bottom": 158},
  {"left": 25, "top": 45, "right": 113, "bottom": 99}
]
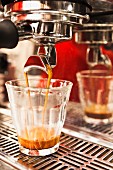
[
  {"left": 76, "top": 70, "right": 113, "bottom": 79},
  {"left": 5, "top": 77, "right": 73, "bottom": 90}
]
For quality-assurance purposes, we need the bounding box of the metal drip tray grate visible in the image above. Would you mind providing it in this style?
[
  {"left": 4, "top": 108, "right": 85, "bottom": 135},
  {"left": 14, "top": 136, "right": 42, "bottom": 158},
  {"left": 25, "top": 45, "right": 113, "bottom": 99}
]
[
  {"left": 65, "top": 102, "right": 113, "bottom": 148},
  {"left": 0, "top": 110, "right": 113, "bottom": 170}
]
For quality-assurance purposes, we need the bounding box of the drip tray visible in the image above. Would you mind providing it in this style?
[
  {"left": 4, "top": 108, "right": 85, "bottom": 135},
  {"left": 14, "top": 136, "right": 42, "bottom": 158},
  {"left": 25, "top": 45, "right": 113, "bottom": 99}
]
[
  {"left": 65, "top": 102, "right": 113, "bottom": 149},
  {"left": 0, "top": 102, "right": 113, "bottom": 170}
]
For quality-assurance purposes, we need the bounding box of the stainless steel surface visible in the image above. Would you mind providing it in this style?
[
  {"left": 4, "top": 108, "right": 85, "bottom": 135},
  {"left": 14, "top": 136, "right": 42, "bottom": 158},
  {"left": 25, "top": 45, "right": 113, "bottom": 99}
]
[
  {"left": 0, "top": 102, "right": 113, "bottom": 169},
  {"left": 37, "top": 44, "right": 56, "bottom": 68},
  {"left": 75, "top": 24, "right": 113, "bottom": 44},
  {"left": 74, "top": 24, "right": 113, "bottom": 68},
  {"left": 66, "top": 102, "right": 113, "bottom": 148},
  {"left": 86, "top": 45, "right": 112, "bottom": 68},
  {"left": 2, "top": 0, "right": 90, "bottom": 69},
  {"left": 4, "top": 1, "right": 90, "bottom": 43},
  {"left": 74, "top": 0, "right": 113, "bottom": 68}
]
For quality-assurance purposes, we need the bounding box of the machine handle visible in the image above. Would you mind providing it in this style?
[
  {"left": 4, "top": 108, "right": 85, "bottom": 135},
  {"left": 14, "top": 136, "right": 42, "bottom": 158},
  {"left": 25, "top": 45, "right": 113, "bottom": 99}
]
[
  {"left": 88, "top": 10, "right": 113, "bottom": 17},
  {"left": 0, "top": 19, "right": 19, "bottom": 48}
]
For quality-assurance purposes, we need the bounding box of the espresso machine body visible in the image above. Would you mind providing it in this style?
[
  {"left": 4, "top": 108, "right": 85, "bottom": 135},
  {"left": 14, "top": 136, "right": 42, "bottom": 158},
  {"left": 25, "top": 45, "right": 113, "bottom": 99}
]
[
  {"left": 74, "top": 0, "right": 113, "bottom": 69},
  {"left": 0, "top": 0, "right": 91, "bottom": 68}
]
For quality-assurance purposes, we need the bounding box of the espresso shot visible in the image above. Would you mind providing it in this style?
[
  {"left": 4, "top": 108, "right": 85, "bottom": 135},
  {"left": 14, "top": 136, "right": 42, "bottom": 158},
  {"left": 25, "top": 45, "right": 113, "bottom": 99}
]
[{"left": 77, "top": 70, "right": 113, "bottom": 124}]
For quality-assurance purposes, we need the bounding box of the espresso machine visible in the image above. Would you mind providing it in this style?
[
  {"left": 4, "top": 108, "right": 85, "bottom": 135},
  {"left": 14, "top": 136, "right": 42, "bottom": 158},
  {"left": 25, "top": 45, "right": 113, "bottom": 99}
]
[
  {"left": 1, "top": 1, "right": 113, "bottom": 170},
  {"left": 75, "top": 19, "right": 113, "bottom": 70},
  {"left": 0, "top": 0, "right": 91, "bottom": 69},
  {"left": 75, "top": 0, "right": 113, "bottom": 69}
]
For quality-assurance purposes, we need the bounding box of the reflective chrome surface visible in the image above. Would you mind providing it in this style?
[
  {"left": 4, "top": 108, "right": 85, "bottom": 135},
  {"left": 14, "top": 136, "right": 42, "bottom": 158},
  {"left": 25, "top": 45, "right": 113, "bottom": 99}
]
[
  {"left": 74, "top": 24, "right": 113, "bottom": 68},
  {"left": 37, "top": 44, "right": 57, "bottom": 68},
  {"left": 86, "top": 45, "right": 112, "bottom": 69},
  {"left": 2, "top": 0, "right": 90, "bottom": 68},
  {"left": 4, "top": 1, "right": 90, "bottom": 43},
  {"left": 75, "top": 24, "right": 113, "bottom": 44}
]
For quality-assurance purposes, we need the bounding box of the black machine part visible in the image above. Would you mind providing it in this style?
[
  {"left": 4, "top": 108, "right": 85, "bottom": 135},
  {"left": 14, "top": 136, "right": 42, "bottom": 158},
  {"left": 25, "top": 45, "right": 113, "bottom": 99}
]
[
  {"left": 0, "top": 52, "right": 8, "bottom": 73},
  {"left": 0, "top": 20, "right": 19, "bottom": 48}
]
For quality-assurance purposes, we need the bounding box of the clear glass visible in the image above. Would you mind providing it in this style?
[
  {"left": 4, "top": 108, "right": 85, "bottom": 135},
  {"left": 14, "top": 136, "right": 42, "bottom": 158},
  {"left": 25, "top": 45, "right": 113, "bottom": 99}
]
[
  {"left": 5, "top": 78, "right": 72, "bottom": 156},
  {"left": 76, "top": 70, "right": 113, "bottom": 125}
]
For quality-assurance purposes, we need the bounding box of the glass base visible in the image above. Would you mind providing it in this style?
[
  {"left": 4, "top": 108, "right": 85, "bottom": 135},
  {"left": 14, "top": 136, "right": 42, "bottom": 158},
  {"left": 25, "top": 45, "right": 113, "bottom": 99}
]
[
  {"left": 19, "top": 143, "right": 59, "bottom": 156},
  {"left": 84, "top": 116, "right": 113, "bottom": 125}
]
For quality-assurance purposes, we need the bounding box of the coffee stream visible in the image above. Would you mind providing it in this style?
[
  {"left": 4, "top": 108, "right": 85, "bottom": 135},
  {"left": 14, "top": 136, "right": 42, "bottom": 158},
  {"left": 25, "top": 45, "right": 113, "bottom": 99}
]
[
  {"left": 18, "top": 58, "right": 60, "bottom": 150},
  {"left": 41, "top": 64, "right": 53, "bottom": 125}
]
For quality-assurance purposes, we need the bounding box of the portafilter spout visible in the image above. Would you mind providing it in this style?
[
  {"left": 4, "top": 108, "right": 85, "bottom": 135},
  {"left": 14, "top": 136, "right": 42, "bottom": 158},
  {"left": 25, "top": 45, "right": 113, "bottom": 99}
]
[
  {"left": 75, "top": 23, "right": 113, "bottom": 70},
  {"left": 86, "top": 45, "right": 112, "bottom": 69},
  {"left": 37, "top": 44, "right": 56, "bottom": 68},
  {"left": 24, "top": 44, "right": 56, "bottom": 74}
]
